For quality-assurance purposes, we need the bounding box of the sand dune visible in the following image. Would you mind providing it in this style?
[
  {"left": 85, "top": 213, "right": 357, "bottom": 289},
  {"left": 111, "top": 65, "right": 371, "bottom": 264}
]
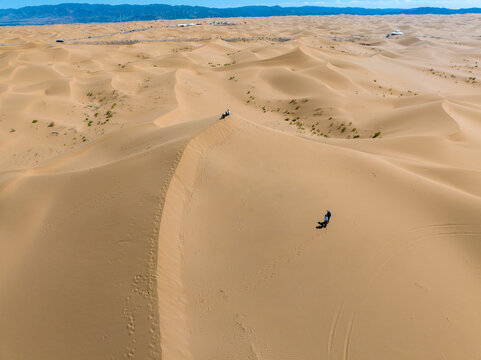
[{"left": 1, "top": 14, "right": 481, "bottom": 360}]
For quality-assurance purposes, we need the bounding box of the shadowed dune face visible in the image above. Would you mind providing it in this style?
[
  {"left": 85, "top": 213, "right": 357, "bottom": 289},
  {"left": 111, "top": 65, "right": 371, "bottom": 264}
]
[{"left": 1, "top": 14, "right": 481, "bottom": 360}]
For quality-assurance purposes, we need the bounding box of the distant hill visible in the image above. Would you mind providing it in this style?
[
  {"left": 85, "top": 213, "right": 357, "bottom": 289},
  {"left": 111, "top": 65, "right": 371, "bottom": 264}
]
[{"left": 0, "top": 3, "right": 480, "bottom": 26}]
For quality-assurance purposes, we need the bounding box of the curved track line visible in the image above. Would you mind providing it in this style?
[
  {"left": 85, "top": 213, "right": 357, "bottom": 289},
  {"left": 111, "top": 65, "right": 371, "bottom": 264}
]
[
  {"left": 328, "top": 304, "right": 343, "bottom": 358},
  {"left": 343, "top": 318, "right": 355, "bottom": 360}
]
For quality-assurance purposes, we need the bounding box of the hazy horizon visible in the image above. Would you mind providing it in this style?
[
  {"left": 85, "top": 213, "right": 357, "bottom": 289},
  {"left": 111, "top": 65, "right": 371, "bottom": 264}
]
[{"left": 0, "top": 0, "right": 480, "bottom": 10}]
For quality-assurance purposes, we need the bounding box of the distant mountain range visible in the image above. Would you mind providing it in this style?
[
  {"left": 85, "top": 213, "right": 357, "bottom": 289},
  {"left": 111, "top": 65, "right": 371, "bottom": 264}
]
[{"left": 0, "top": 3, "right": 480, "bottom": 26}]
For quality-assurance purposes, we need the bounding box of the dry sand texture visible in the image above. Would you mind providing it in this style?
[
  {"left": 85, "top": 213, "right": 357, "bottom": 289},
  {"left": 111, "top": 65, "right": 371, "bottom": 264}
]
[{"left": 1, "top": 14, "right": 481, "bottom": 360}]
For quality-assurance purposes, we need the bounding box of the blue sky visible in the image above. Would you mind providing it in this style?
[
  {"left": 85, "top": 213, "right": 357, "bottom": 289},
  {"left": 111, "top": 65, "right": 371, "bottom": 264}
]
[{"left": 0, "top": 0, "right": 479, "bottom": 9}]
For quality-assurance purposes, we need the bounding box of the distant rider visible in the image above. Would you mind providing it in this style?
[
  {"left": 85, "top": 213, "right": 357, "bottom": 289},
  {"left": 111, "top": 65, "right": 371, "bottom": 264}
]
[{"left": 317, "top": 210, "right": 332, "bottom": 229}]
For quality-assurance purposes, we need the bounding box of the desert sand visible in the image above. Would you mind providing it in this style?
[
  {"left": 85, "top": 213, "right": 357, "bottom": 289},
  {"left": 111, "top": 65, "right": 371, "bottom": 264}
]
[{"left": 0, "top": 14, "right": 480, "bottom": 360}]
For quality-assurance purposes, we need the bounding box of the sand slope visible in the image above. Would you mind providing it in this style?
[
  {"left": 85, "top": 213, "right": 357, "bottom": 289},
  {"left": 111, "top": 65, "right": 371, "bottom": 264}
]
[
  {"left": 159, "top": 116, "right": 481, "bottom": 359},
  {"left": 0, "top": 14, "right": 480, "bottom": 360}
]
